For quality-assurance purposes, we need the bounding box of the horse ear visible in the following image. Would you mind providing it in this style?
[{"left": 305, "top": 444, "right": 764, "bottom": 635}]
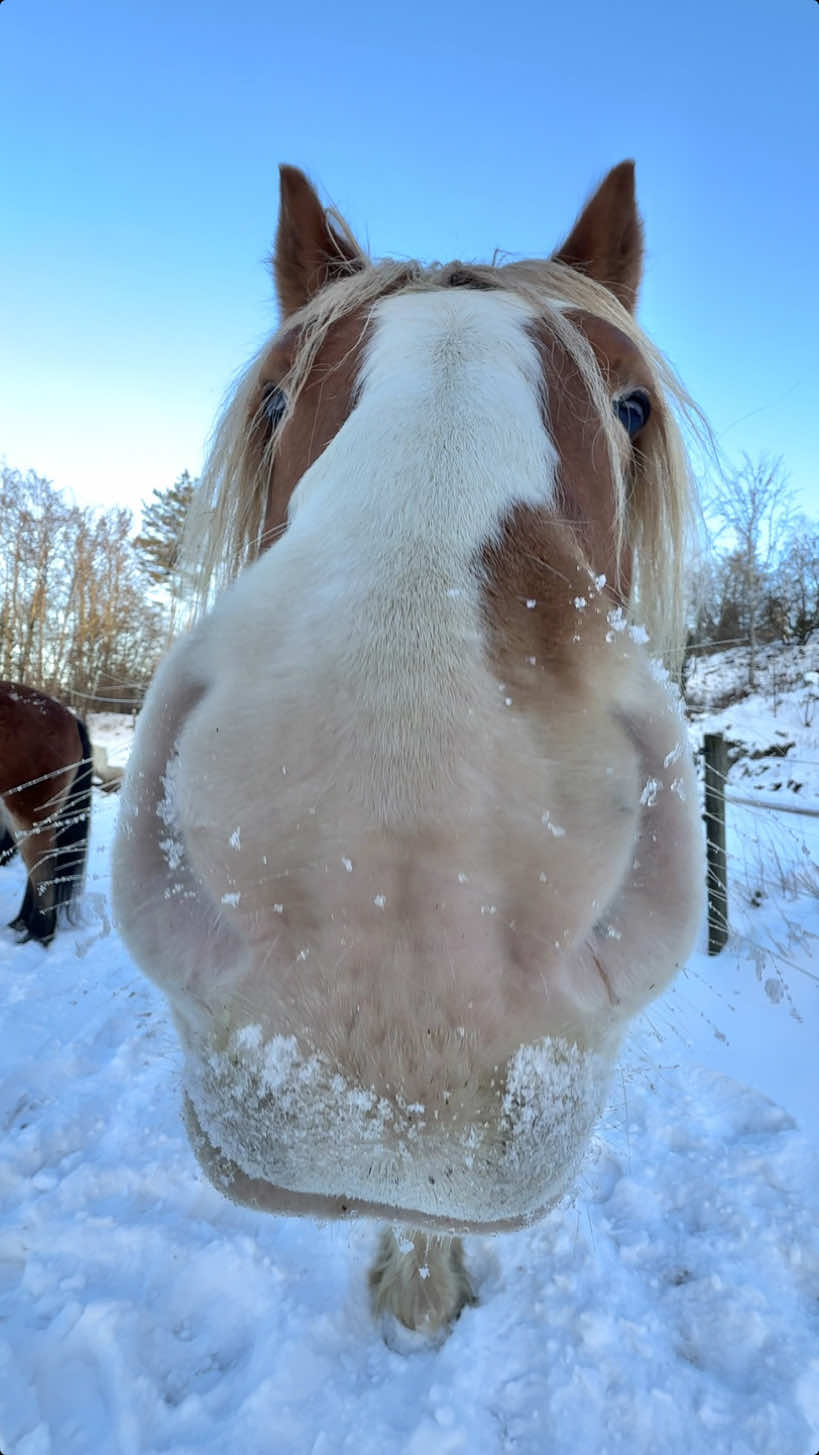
[
  {"left": 274, "top": 166, "right": 365, "bottom": 317},
  {"left": 552, "top": 161, "right": 643, "bottom": 312}
]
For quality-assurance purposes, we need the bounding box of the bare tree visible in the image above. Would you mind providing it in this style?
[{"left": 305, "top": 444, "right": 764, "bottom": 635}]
[
  {"left": 0, "top": 464, "right": 164, "bottom": 709},
  {"left": 0, "top": 467, "right": 69, "bottom": 681},
  {"left": 707, "top": 454, "right": 795, "bottom": 688},
  {"left": 773, "top": 518, "right": 819, "bottom": 645}
]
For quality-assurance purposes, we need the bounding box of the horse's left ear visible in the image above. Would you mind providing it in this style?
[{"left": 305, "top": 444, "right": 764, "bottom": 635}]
[
  {"left": 274, "top": 166, "right": 366, "bottom": 318},
  {"left": 553, "top": 161, "right": 643, "bottom": 312}
]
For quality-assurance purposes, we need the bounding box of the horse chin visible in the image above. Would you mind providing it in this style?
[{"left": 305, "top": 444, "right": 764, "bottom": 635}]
[
  {"left": 184, "top": 1094, "right": 567, "bottom": 1234},
  {"left": 178, "top": 1027, "right": 617, "bottom": 1234}
]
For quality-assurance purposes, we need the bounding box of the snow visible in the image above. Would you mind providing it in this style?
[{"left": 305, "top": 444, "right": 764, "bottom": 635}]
[
  {"left": 2, "top": 650, "right": 818, "bottom": 1454},
  {"left": 86, "top": 713, "right": 136, "bottom": 772}
]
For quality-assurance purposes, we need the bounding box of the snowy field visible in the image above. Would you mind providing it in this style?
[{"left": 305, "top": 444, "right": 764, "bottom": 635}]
[{"left": 1, "top": 650, "right": 818, "bottom": 1455}]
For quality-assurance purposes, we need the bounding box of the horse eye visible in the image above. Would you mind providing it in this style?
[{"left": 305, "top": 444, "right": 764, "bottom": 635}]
[
  {"left": 262, "top": 384, "right": 287, "bottom": 427},
  {"left": 614, "top": 389, "right": 651, "bottom": 438}
]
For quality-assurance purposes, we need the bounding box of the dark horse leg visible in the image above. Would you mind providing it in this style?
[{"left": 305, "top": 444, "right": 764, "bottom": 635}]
[
  {"left": 14, "top": 828, "right": 60, "bottom": 944},
  {"left": 13, "top": 716, "right": 93, "bottom": 944},
  {"left": 0, "top": 821, "right": 39, "bottom": 934},
  {"left": 52, "top": 715, "right": 94, "bottom": 922},
  {"left": 2, "top": 825, "right": 42, "bottom": 934},
  {"left": 9, "top": 878, "right": 34, "bottom": 933}
]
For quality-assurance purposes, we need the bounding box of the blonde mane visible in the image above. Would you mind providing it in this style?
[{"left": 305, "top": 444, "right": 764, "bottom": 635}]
[{"left": 185, "top": 234, "right": 703, "bottom": 664}]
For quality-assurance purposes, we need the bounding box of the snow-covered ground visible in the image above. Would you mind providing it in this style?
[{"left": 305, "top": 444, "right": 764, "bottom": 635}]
[
  {"left": 2, "top": 648, "right": 818, "bottom": 1455},
  {"left": 86, "top": 713, "right": 137, "bottom": 774}
]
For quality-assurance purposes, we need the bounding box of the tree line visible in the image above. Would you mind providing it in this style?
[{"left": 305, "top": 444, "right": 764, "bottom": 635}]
[
  {"left": 687, "top": 454, "right": 819, "bottom": 688},
  {"left": 0, "top": 465, "right": 194, "bottom": 710}
]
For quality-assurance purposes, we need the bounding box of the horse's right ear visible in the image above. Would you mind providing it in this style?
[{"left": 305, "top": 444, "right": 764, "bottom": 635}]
[
  {"left": 552, "top": 161, "right": 643, "bottom": 312},
  {"left": 274, "top": 166, "right": 365, "bottom": 318}
]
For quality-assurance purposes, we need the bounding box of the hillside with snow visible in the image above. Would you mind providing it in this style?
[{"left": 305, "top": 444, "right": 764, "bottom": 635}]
[{"left": 1, "top": 645, "right": 817, "bottom": 1455}]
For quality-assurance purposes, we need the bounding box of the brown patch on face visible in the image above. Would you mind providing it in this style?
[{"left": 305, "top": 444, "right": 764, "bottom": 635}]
[
  {"left": 481, "top": 508, "right": 594, "bottom": 692},
  {"left": 250, "top": 306, "right": 373, "bottom": 550},
  {"left": 481, "top": 308, "right": 657, "bottom": 694},
  {"left": 526, "top": 310, "right": 657, "bottom": 596},
  {"left": 575, "top": 311, "right": 656, "bottom": 399}
]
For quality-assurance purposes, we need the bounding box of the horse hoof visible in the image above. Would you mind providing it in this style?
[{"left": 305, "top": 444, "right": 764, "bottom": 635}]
[
  {"left": 368, "top": 1229, "right": 477, "bottom": 1338},
  {"left": 11, "top": 916, "right": 55, "bottom": 946}
]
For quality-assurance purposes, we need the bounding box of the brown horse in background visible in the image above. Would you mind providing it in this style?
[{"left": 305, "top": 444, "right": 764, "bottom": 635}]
[{"left": 0, "top": 682, "right": 93, "bottom": 945}]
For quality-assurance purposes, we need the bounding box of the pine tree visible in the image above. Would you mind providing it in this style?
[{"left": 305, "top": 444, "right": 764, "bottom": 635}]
[{"left": 134, "top": 471, "right": 197, "bottom": 585}]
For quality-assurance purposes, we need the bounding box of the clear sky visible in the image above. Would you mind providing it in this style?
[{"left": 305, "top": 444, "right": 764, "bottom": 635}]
[{"left": 2, "top": 0, "right": 817, "bottom": 525}]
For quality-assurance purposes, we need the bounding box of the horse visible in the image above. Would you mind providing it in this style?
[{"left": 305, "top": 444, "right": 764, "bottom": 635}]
[
  {"left": 0, "top": 682, "right": 93, "bottom": 945},
  {"left": 113, "top": 162, "right": 705, "bottom": 1337}
]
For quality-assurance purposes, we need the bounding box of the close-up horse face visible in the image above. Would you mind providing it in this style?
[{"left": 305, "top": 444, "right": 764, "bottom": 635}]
[{"left": 113, "top": 165, "right": 703, "bottom": 1261}]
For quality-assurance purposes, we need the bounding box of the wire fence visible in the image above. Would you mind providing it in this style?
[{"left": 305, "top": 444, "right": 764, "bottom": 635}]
[
  {"left": 67, "top": 687, "right": 144, "bottom": 709},
  {"left": 725, "top": 793, "right": 819, "bottom": 820}
]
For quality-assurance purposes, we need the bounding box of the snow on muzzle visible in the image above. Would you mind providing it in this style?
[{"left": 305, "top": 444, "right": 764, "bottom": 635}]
[
  {"left": 114, "top": 607, "right": 703, "bottom": 1234},
  {"left": 179, "top": 1020, "right": 616, "bottom": 1232}
]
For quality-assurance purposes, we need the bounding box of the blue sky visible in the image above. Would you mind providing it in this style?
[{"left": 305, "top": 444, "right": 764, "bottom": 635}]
[{"left": 2, "top": 0, "right": 817, "bottom": 523}]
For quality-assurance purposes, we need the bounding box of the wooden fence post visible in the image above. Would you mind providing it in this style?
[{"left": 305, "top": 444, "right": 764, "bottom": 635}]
[{"left": 704, "top": 732, "right": 728, "bottom": 954}]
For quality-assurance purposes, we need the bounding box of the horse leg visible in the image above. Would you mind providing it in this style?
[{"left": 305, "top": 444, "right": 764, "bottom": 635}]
[
  {"left": 14, "top": 823, "right": 59, "bottom": 945},
  {"left": 368, "top": 1227, "right": 477, "bottom": 1335},
  {"left": 9, "top": 877, "right": 34, "bottom": 932},
  {"left": 2, "top": 812, "right": 33, "bottom": 931}
]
